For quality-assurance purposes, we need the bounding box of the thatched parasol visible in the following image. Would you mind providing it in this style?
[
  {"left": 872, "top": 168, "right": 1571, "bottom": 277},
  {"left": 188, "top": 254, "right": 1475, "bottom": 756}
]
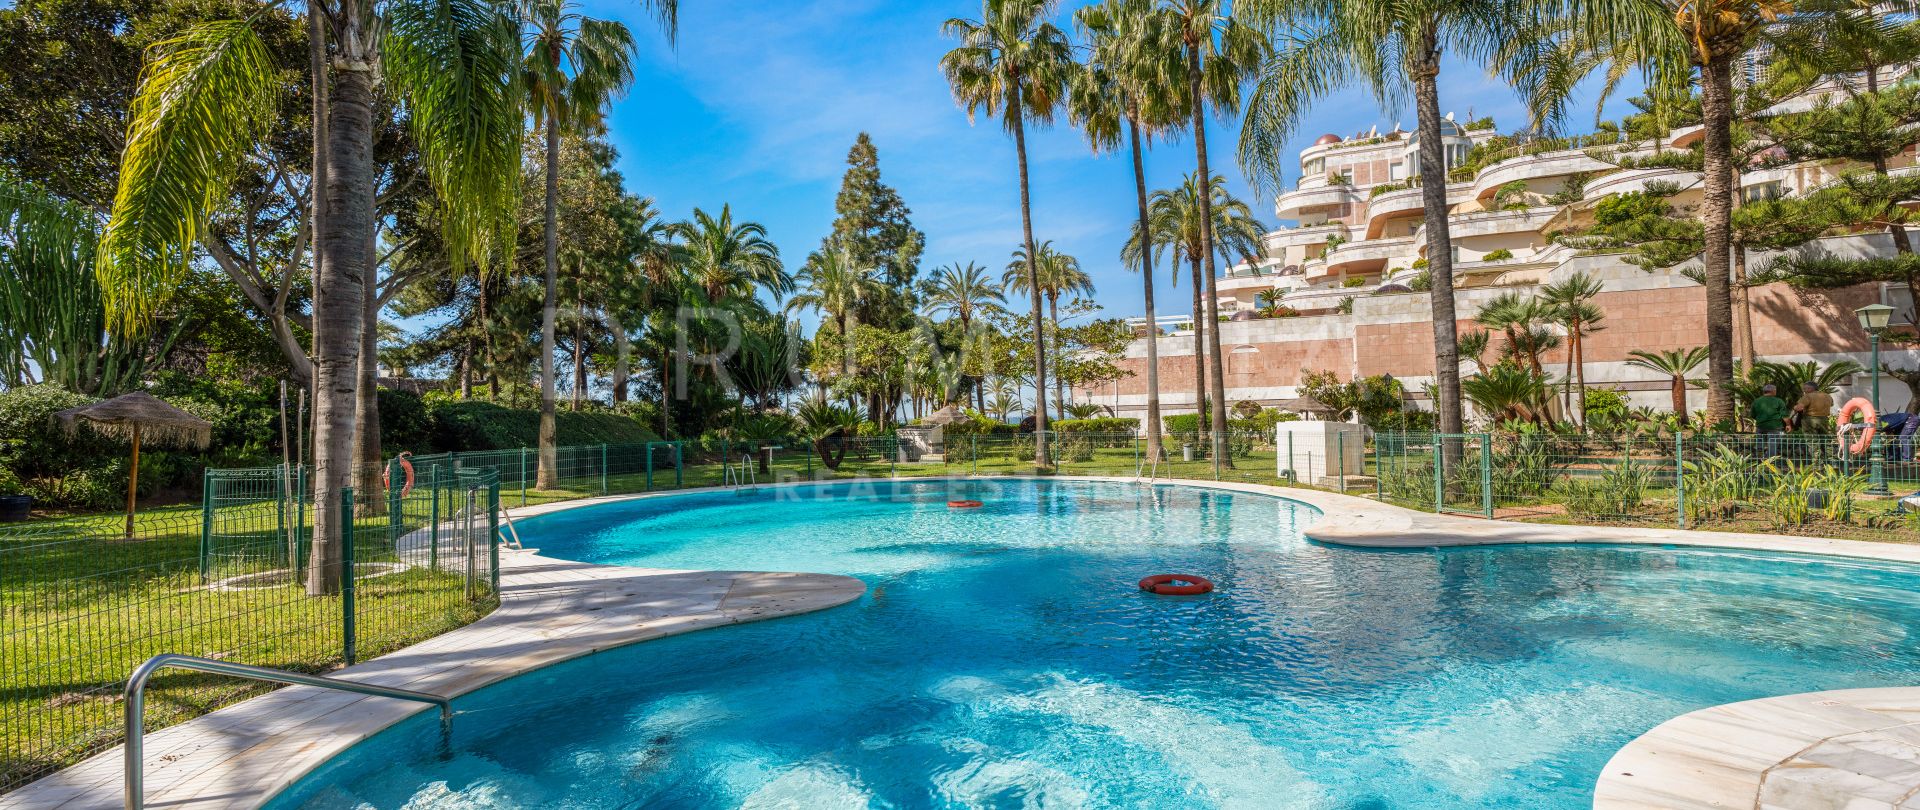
[
  {"left": 1277, "top": 395, "right": 1336, "bottom": 420},
  {"left": 54, "top": 392, "right": 211, "bottom": 537}
]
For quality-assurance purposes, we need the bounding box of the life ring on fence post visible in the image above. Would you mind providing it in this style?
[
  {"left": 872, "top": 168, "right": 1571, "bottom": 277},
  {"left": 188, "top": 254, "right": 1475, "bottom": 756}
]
[
  {"left": 1138, "top": 574, "right": 1214, "bottom": 595},
  {"left": 1837, "top": 398, "right": 1877, "bottom": 456},
  {"left": 383, "top": 452, "right": 416, "bottom": 497}
]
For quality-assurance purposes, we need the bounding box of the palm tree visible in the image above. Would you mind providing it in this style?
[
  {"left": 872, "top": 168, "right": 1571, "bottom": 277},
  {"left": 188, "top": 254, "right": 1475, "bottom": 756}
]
[
  {"left": 1541, "top": 271, "right": 1606, "bottom": 427},
  {"left": 1128, "top": 172, "right": 1265, "bottom": 431},
  {"left": 1626, "top": 347, "right": 1708, "bottom": 427},
  {"left": 520, "top": 0, "right": 645, "bottom": 489},
  {"left": 1166, "top": 0, "right": 1263, "bottom": 463},
  {"left": 788, "top": 246, "right": 882, "bottom": 383},
  {"left": 923, "top": 261, "right": 1007, "bottom": 333},
  {"left": 1072, "top": 0, "right": 1184, "bottom": 459},
  {"left": 942, "top": 0, "right": 1075, "bottom": 466},
  {"left": 922, "top": 261, "right": 1006, "bottom": 408},
  {"left": 96, "top": 2, "right": 524, "bottom": 594},
  {"left": 1237, "top": 0, "right": 1568, "bottom": 442},
  {"left": 1005, "top": 241, "right": 1094, "bottom": 418},
  {"left": 608, "top": 197, "right": 679, "bottom": 404},
  {"left": 674, "top": 204, "right": 791, "bottom": 304}
]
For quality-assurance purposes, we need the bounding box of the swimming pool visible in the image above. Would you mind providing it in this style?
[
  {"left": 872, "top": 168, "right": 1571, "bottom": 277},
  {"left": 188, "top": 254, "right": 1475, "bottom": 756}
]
[{"left": 267, "top": 479, "right": 1920, "bottom": 809}]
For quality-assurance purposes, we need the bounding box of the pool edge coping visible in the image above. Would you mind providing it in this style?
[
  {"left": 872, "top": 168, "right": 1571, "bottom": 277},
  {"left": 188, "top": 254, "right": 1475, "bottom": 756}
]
[{"left": 6, "top": 475, "right": 1915, "bottom": 810}]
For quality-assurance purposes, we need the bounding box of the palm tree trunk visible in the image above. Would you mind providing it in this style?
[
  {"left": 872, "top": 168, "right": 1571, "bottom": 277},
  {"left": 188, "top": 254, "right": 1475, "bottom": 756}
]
[
  {"left": 1671, "top": 375, "right": 1687, "bottom": 426},
  {"left": 1413, "top": 43, "right": 1464, "bottom": 441},
  {"left": 1698, "top": 57, "right": 1739, "bottom": 425},
  {"left": 352, "top": 247, "right": 383, "bottom": 516},
  {"left": 1733, "top": 244, "right": 1755, "bottom": 372},
  {"left": 1186, "top": 43, "right": 1230, "bottom": 466},
  {"left": 609, "top": 309, "right": 630, "bottom": 403},
  {"left": 1129, "top": 118, "right": 1164, "bottom": 461},
  {"left": 1189, "top": 253, "right": 1208, "bottom": 432},
  {"left": 537, "top": 116, "right": 560, "bottom": 489},
  {"left": 572, "top": 320, "right": 586, "bottom": 411},
  {"left": 1009, "top": 85, "right": 1050, "bottom": 465},
  {"left": 1049, "top": 293, "right": 1065, "bottom": 419},
  {"left": 307, "top": 53, "right": 373, "bottom": 598},
  {"left": 1573, "top": 331, "right": 1587, "bottom": 427}
]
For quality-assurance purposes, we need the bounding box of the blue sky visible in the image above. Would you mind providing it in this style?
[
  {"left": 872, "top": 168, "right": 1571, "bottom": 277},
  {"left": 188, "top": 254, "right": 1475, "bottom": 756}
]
[{"left": 584, "top": 0, "right": 1646, "bottom": 329}]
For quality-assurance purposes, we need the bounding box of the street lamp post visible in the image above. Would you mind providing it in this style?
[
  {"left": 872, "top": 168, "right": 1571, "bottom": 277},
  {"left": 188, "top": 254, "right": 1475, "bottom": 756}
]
[{"left": 1855, "top": 303, "right": 1895, "bottom": 496}]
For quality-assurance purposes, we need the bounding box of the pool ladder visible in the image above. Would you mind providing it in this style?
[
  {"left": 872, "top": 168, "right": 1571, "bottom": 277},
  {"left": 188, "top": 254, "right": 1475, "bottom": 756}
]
[
  {"left": 724, "top": 453, "right": 755, "bottom": 488},
  {"left": 122, "top": 654, "right": 452, "bottom": 810}
]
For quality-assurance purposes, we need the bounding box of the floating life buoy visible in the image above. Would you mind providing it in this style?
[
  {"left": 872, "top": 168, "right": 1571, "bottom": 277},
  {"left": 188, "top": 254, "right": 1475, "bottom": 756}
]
[
  {"left": 382, "top": 452, "right": 416, "bottom": 498},
  {"left": 1838, "top": 397, "right": 1877, "bottom": 456},
  {"left": 1138, "top": 573, "right": 1214, "bottom": 596},
  {"left": 947, "top": 499, "right": 984, "bottom": 509}
]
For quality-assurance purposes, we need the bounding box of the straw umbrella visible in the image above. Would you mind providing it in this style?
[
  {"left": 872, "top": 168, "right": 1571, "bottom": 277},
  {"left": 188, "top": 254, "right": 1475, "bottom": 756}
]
[
  {"left": 1277, "top": 395, "right": 1335, "bottom": 421},
  {"left": 54, "top": 392, "right": 211, "bottom": 537}
]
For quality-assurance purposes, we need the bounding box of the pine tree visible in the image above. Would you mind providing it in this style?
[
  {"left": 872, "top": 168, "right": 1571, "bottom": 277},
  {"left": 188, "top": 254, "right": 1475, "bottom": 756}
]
[
  {"left": 808, "top": 133, "right": 927, "bottom": 323},
  {"left": 804, "top": 133, "right": 928, "bottom": 422}
]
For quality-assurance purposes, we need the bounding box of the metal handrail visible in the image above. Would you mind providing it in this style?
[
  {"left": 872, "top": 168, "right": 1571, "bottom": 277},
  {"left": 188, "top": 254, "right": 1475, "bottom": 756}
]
[{"left": 124, "top": 654, "right": 451, "bottom": 810}]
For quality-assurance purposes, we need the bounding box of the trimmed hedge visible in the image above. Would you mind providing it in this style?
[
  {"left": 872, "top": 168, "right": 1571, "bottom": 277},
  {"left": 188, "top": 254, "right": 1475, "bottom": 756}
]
[
  {"left": 425, "top": 399, "right": 660, "bottom": 451},
  {"left": 1051, "top": 417, "right": 1139, "bottom": 434}
]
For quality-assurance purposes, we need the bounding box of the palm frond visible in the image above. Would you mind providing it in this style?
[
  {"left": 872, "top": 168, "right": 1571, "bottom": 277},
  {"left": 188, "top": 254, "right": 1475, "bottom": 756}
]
[
  {"left": 96, "top": 19, "right": 278, "bottom": 332},
  {"left": 384, "top": 0, "right": 525, "bottom": 273}
]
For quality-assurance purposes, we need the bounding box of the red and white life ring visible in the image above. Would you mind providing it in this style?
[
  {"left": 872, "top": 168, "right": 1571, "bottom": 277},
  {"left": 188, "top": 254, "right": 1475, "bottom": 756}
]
[
  {"left": 1837, "top": 398, "right": 1877, "bottom": 456},
  {"left": 382, "top": 452, "right": 416, "bottom": 497},
  {"left": 1138, "top": 574, "right": 1214, "bottom": 596}
]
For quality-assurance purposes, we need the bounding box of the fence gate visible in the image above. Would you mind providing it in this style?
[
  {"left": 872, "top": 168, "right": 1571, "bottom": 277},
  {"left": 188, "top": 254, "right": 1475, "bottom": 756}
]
[{"left": 1432, "top": 433, "right": 1494, "bottom": 518}]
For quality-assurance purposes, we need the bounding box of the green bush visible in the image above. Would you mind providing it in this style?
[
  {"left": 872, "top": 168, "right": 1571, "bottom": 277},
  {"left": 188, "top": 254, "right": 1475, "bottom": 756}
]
[
  {"left": 1163, "top": 413, "right": 1202, "bottom": 434},
  {"left": 1052, "top": 417, "right": 1139, "bottom": 434},
  {"left": 0, "top": 385, "right": 125, "bottom": 508},
  {"left": 1482, "top": 248, "right": 1515, "bottom": 261},
  {"left": 427, "top": 400, "right": 660, "bottom": 451},
  {"left": 378, "top": 389, "right": 435, "bottom": 452},
  {"left": 1341, "top": 276, "right": 1367, "bottom": 288}
]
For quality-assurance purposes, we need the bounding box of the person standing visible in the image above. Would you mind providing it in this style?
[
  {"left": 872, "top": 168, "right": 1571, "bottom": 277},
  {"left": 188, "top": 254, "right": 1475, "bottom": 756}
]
[
  {"left": 1788, "top": 381, "right": 1834, "bottom": 463},
  {"left": 1751, "top": 384, "right": 1789, "bottom": 459}
]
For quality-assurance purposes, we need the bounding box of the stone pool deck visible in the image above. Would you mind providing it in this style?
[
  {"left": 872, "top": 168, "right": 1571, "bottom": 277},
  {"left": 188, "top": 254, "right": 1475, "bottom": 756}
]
[{"left": 5, "top": 477, "right": 1918, "bottom": 809}]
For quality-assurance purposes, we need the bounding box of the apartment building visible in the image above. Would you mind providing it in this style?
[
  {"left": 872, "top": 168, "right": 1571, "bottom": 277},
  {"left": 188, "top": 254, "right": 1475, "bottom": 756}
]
[{"left": 1083, "top": 100, "right": 1920, "bottom": 419}]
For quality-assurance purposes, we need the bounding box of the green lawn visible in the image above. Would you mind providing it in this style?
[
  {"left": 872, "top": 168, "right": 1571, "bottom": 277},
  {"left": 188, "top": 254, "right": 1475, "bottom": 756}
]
[{"left": 1, "top": 493, "right": 495, "bottom": 791}]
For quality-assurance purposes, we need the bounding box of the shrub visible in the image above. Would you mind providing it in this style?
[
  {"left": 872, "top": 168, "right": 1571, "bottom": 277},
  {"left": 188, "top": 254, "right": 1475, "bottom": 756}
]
[
  {"left": 1163, "top": 413, "right": 1202, "bottom": 434},
  {"left": 1341, "top": 276, "right": 1367, "bottom": 288},
  {"left": 378, "top": 389, "right": 435, "bottom": 452},
  {"left": 1482, "top": 248, "right": 1515, "bottom": 261},
  {"left": 1052, "top": 417, "right": 1139, "bottom": 435},
  {"left": 1053, "top": 417, "right": 1138, "bottom": 447},
  {"left": 0, "top": 385, "right": 125, "bottom": 508},
  {"left": 428, "top": 400, "right": 659, "bottom": 451}
]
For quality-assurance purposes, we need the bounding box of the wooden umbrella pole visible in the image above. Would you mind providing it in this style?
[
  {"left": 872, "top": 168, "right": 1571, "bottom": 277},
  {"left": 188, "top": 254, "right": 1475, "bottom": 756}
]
[{"left": 126, "top": 424, "right": 141, "bottom": 539}]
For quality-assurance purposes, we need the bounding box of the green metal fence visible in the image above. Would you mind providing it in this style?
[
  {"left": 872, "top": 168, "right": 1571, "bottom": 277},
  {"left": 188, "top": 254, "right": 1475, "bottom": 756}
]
[
  {"left": 1, "top": 465, "right": 500, "bottom": 792},
  {"left": 1372, "top": 430, "right": 1919, "bottom": 529}
]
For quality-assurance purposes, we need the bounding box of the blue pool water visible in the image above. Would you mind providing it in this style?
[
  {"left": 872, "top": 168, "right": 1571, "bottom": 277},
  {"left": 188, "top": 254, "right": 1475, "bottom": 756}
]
[{"left": 269, "top": 479, "right": 1920, "bottom": 809}]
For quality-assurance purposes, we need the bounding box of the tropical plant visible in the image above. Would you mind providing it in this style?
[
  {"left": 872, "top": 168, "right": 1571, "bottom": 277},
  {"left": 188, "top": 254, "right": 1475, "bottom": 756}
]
[
  {"left": 1127, "top": 171, "right": 1265, "bottom": 432},
  {"left": 1006, "top": 240, "right": 1094, "bottom": 418},
  {"left": 1237, "top": 0, "right": 1576, "bottom": 441},
  {"left": 922, "top": 261, "right": 1005, "bottom": 333},
  {"left": 796, "top": 400, "right": 864, "bottom": 471},
  {"left": 674, "top": 204, "right": 790, "bottom": 305},
  {"left": 1625, "top": 347, "right": 1708, "bottom": 427},
  {"left": 0, "top": 175, "right": 182, "bottom": 395},
  {"left": 1540, "top": 271, "right": 1606, "bottom": 427},
  {"left": 520, "top": 0, "right": 643, "bottom": 489},
  {"left": 1164, "top": 0, "right": 1264, "bottom": 466},
  {"left": 96, "top": 0, "right": 526, "bottom": 593},
  {"left": 789, "top": 245, "right": 883, "bottom": 383},
  {"left": 1070, "top": 0, "right": 1184, "bottom": 460},
  {"left": 1683, "top": 443, "right": 1769, "bottom": 522},
  {"left": 942, "top": 0, "right": 1075, "bottom": 466},
  {"left": 1461, "top": 362, "right": 1555, "bottom": 425}
]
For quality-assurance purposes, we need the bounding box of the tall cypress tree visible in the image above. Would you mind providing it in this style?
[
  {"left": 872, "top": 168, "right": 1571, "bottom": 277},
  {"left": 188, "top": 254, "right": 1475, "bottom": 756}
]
[{"left": 805, "top": 133, "right": 927, "bottom": 421}]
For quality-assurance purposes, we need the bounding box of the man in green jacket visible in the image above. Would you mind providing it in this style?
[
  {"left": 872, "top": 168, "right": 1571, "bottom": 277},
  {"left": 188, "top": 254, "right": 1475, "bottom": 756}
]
[{"left": 1751, "top": 383, "right": 1789, "bottom": 458}]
